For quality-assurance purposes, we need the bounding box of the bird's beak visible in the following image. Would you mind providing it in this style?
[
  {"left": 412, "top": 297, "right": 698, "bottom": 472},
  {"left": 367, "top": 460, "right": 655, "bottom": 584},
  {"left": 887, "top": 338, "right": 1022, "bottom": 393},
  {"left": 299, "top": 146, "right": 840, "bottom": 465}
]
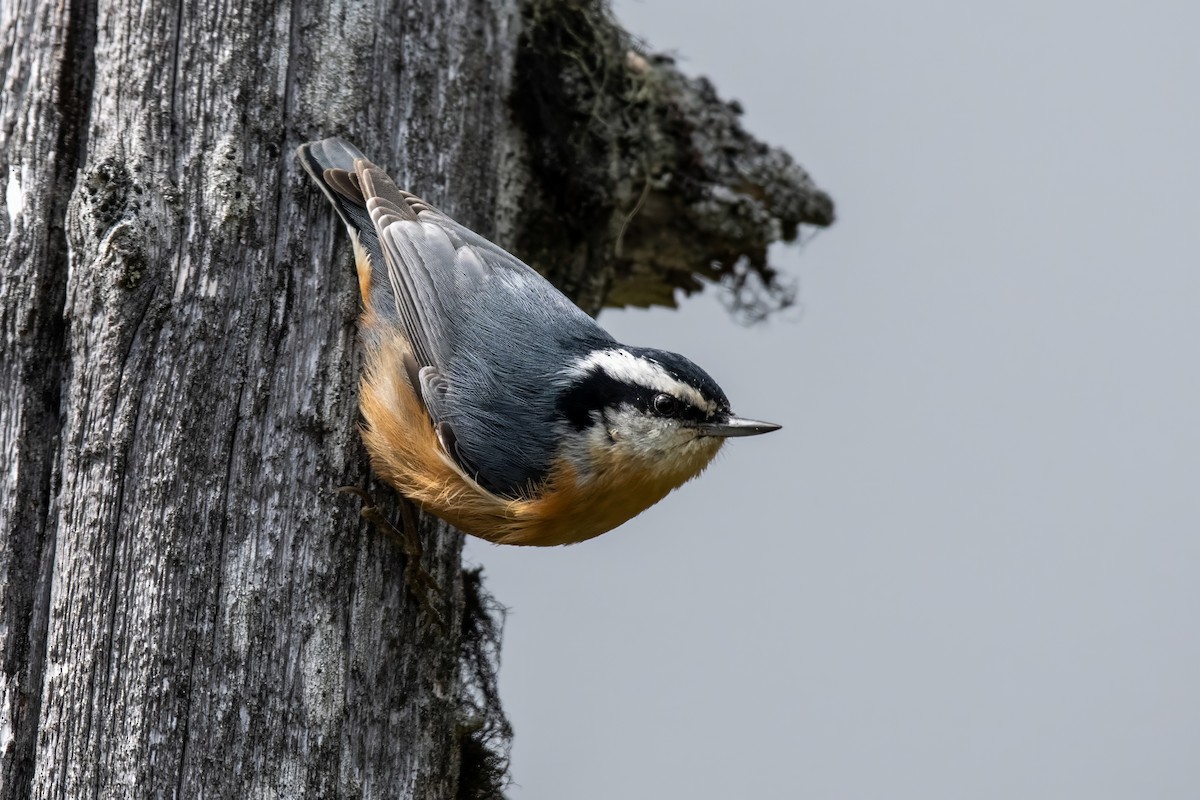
[{"left": 694, "top": 415, "right": 782, "bottom": 438}]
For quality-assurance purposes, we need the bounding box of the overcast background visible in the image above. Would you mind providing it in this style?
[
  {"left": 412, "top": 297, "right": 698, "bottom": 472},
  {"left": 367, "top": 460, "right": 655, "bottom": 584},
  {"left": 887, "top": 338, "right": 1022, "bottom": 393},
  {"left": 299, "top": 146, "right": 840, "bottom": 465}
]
[{"left": 464, "top": 1, "right": 1200, "bottom": 798}]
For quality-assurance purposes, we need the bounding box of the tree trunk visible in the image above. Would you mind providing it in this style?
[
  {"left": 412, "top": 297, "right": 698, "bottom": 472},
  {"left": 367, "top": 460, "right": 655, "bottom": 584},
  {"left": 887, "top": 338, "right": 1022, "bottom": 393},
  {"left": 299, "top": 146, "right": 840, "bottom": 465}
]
[
  {"left": 2, "top": 0, "right": 519, "bottom": 796},
  {"left": 0, "top": 0, "right": 831, "bottom": 797}
]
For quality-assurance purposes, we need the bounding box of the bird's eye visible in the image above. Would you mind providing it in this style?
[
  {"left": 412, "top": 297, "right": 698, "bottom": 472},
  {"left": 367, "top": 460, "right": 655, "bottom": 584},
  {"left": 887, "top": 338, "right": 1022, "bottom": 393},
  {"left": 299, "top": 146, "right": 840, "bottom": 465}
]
[{"left": 652, "top": 393, "right": 679, "bottom": 416}]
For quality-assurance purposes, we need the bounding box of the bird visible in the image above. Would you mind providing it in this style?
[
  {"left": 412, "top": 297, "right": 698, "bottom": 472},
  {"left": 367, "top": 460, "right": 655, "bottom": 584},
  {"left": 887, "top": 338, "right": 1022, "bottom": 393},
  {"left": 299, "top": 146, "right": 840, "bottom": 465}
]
[{"left": 298, "top": 137, "right": 780, "bottom": 547}]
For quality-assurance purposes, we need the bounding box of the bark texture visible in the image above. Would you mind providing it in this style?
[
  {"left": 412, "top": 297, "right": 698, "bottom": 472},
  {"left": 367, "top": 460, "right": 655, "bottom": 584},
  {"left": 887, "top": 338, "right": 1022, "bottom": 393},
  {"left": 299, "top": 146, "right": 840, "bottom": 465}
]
[
  {"left": 2, "top": 0, "right": 519, "bottom": 796},
  {"left": 508, "top": 0, "right": 835, "bottom": 317},
  {"left": 0, "top": 0, "right": 831, "bottom": 797}
]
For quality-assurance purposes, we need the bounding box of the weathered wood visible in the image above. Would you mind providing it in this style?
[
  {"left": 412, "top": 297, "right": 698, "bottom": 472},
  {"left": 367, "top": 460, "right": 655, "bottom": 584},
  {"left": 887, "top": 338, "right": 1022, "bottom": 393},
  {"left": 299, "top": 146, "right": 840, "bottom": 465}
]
[
  {"left": 1, "top": 0, "right": 829, "bottom": 796},
  {"left": 509, "top": 0, "right": 835, "bottom": 318},
  {"left": 2, "top": 0, "right": 518, "bottom": 796},
  {"left": 0, "top": 0, "right": 95, "bottom": 792}
]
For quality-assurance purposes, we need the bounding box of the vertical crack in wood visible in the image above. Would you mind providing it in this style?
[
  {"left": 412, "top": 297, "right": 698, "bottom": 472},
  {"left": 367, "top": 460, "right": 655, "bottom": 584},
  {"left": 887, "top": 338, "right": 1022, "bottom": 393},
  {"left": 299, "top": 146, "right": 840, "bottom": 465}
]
[
  {"left": 168, "top": 0, "right": 186, "bottom": 147},
  {"left": 55, "top": 0, "right": 100, "bottom": 174},
  {"left": 0, "top": 0, "right": 99, "bottom": 794}
]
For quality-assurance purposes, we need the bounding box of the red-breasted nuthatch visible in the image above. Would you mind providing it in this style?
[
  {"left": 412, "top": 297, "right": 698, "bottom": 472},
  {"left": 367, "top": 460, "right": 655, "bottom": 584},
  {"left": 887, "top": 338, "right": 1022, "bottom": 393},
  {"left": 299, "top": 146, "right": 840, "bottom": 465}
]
[{"left": 298, "top": 137, "right": 780, "bottom": 547}]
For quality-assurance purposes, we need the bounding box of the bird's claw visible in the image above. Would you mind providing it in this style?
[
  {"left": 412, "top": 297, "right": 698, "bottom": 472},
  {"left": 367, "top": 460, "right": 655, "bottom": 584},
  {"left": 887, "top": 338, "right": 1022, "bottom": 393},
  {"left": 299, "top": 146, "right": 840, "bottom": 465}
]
[{"left": 338, "top": 487, "right": 447, "bottom": 632}]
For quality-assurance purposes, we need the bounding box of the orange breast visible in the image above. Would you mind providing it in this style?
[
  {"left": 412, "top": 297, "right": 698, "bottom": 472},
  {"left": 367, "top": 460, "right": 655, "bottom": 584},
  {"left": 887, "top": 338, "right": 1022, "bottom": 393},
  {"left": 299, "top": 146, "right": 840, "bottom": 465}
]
[{"left": 357, "top": 333, "right": 719, "bottom": 546}]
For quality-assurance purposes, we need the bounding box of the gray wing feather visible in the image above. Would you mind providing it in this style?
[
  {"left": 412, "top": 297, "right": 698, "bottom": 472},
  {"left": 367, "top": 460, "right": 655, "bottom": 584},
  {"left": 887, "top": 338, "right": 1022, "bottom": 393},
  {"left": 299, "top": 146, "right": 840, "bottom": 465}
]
[
  {"left": 375, "top": 211, "right": 615, "bottom": 494},
  {"left": 299, "top": 137, "right": 615, "bottom": 496},
  {"left": 374, "top": 213, "right": 458, "bottom": 370}
]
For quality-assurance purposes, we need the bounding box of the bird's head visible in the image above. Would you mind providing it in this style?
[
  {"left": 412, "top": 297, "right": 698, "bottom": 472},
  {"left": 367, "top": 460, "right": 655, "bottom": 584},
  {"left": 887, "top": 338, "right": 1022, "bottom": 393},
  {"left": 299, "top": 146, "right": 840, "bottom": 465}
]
[{"left": 555, "top": 347, "right": 780, "bottom": 482}]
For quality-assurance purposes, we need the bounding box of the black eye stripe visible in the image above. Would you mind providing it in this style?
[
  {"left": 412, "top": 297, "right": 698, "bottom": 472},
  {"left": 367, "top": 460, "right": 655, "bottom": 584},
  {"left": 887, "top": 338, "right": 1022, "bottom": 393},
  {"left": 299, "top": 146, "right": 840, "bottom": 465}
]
[
  {"left": 632, "top": 348, "right": 730, "bottom": 413},
  {"left": 641, "top": 391, "right": 706, "bottom": 422},
  {"left": 557, "top": 369, "right": 627, "bottom": 431},
  {"left": 558, "top": 369, "right": 711, "bottom": 430}
]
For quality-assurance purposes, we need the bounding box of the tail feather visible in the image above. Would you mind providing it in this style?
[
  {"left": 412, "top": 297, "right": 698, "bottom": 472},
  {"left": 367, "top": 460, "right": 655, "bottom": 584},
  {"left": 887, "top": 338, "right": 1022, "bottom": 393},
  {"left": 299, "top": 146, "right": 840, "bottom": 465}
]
[
  {"left": 296, "top": 138, "right": 369, "bottom": 228},
  {"left": 297, "top": 137, "right": 394, "bottom": 311}
]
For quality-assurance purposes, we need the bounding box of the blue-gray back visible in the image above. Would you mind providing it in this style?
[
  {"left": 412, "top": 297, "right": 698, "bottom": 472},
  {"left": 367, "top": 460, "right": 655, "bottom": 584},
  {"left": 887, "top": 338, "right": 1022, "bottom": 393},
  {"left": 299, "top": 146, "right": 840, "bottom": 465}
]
[{"left": 298, "top": 137, "right": 613, "bottom": 496}]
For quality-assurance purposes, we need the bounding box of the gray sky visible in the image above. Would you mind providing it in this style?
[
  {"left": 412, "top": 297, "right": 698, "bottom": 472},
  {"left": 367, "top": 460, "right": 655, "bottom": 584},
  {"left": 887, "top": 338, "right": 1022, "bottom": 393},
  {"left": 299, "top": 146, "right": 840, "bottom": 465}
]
[{"left": 465, "top": 1, "right": 1200, "bottom": 797}]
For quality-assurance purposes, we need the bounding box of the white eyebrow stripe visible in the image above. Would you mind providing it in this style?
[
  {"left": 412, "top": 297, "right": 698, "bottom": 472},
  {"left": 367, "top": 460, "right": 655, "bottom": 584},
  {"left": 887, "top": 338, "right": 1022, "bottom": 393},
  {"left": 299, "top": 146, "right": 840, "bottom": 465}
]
[{"left": 564, "top": 349, "right": 713, "bottom": 412}]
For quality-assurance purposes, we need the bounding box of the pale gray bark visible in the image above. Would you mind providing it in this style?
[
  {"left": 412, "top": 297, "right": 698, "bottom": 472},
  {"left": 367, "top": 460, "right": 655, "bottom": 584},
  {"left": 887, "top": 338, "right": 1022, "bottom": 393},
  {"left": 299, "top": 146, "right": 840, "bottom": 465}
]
[
  {"left": 0, "top": 0, "right": 831, "bottom": 797},
  {"left": 2, "top": 0, "right": 518, "bottom": 796}
]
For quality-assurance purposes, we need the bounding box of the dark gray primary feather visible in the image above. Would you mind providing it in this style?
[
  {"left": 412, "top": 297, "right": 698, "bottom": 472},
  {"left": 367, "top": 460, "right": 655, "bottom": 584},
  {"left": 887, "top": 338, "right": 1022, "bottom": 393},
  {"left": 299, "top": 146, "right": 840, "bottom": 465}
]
[{"left": 299, "top": 137, "right": 614, "bottom": 496}]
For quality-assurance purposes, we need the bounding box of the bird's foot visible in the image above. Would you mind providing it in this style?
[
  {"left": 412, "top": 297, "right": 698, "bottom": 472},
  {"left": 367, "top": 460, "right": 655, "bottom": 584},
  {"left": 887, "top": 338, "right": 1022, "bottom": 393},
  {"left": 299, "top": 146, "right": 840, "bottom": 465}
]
[{"left": 339, "top": 487, "right": 446, "bottom": 632}]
